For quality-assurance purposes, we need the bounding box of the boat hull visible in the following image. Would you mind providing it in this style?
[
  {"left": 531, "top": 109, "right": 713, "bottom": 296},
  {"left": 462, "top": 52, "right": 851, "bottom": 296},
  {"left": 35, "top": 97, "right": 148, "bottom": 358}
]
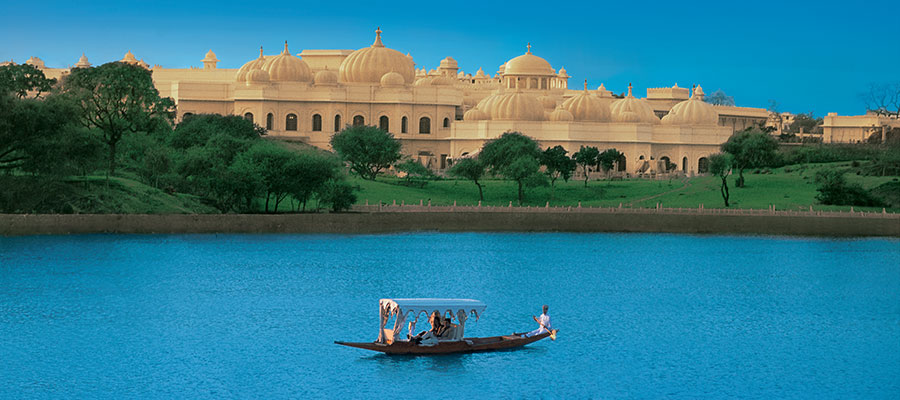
[{"left": 335, "top": 332, "right": 551, "bottom": 355}]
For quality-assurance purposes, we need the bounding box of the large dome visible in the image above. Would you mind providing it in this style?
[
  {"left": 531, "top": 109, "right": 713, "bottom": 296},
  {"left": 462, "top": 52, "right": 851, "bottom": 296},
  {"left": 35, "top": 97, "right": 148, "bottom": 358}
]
[
  {"left": 487, "top": 90, "right": 544, "bottom": 121},
  {"left": 610, "top": 84, "right": 660, "bottom": 124},
  {"left": 661, "top": 86, "right": 719, "bottom": 125},
  {"left": 339, "top": 28, "right": 415, "bottom": 84},
  {"left": 503, "top": 44, "right": 555, "bottom": 76},
  {"left": 561, "top": 82, "right": 610, "bottom": 122},
  {"left": 262, "top": 42, "right": 312, "bottom": 82},
  {"left": 235, "top": 47, "right": 267, "bottom": 82}
]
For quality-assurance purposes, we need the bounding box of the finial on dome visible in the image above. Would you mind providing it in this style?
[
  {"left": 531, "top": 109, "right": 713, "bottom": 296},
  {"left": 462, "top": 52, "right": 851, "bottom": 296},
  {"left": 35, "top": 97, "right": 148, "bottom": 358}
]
[
  {"left": 373, "top": 27, "right": 384, "bottom": 47},
  {"left": 584, "top": 79, "right": 588, "bottom": 91},
  {"left": 526, "top": 43, "right": 532, "bottom": 54},
  {"left": 628, "top": 82, "right": 633, "bottom": 97},
  {"left": 259, "top": 46, "right": 264, "bottom": 58},
  {"left": 283, "top": 41, "right": 289, "bottom": 54}
]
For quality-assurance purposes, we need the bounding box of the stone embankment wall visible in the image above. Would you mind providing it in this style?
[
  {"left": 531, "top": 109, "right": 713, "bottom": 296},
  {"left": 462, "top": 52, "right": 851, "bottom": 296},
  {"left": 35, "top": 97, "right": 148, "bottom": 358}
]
[{"left": 2, "top": 209, "right": 898, "bottom": 237}]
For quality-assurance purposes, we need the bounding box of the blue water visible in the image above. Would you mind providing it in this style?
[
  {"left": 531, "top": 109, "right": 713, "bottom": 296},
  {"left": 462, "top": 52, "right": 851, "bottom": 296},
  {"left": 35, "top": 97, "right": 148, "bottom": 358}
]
[{"left": 1, "top": 233, "right": 899, "bottom": 399}]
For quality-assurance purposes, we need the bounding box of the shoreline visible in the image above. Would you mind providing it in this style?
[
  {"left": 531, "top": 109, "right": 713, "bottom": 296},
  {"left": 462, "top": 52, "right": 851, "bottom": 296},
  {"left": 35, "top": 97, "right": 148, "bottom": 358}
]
[{"left": 2, "top": 210, "right": 898, "bottom": 237}]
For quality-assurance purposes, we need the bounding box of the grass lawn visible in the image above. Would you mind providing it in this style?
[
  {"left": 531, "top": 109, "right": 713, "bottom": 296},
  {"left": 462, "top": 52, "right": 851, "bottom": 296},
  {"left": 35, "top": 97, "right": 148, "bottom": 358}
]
[
  {"left": 351, "top": 161, "right": 900, "bottom": 212},
  {"left": 61, "top": 175, "right": 218, "bottom": 214}
]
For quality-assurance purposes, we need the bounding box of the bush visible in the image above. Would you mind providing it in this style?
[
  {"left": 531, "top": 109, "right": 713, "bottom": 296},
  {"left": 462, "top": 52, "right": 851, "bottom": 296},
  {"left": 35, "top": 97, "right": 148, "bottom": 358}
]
[{"left": 813, "top": 169, "right": 884, "bottom": 207}]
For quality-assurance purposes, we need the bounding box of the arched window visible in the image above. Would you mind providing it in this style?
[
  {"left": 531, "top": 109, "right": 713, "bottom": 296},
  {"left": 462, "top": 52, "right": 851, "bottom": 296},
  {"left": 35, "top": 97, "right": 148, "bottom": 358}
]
[
  {"left": 244, "top": 112, "right": 253, "bottom": 123},
  {"left": 353, "top": 115, "right": 365, "bottom": 126},
  {"left": 401, "top": 116, "right": 408, "bottom": 133},
  {"left": 334, "top": 115, "right": 342, "bottom": 132},
  {"left": 419, "top": 117, "right": 431, "bottom": 134},
  {"left": 639, "top": 155, "right": 645, "bottom": 160},
  {"left": 266, "top": 113, "right": 273, "bottom": 130},
  {"left": 616, "top": 154, "right": 627, "bottom": 172},
  {"left": 442, "top": 117, "right": 450, "bottom": 128},
  {"left": 182, "top": 112, "right": 194, "bottom": 121},
  {"left": 379, "top": 116, "right": 389, "bottom": 132},
  {"left": 682, "top": 156, "right": 688, "bottom": 172},
  {"left": 660, "top": 156, "right": 672, "bottom": 171},
  {"left": 286, "top": 113, "right": 297, "bottom": 131},
  {"left": 698, "top": 157, "right": 710, "bottom": 174},
  {"left": 312, "top": 114, "right": 322, "bottom": 131}
]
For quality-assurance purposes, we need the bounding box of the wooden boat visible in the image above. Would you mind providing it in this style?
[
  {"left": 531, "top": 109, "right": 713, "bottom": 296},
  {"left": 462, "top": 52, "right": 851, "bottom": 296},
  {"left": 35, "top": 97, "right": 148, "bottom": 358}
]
[{"left": 335, "top": 298, "right": 555, "bottom": 355}]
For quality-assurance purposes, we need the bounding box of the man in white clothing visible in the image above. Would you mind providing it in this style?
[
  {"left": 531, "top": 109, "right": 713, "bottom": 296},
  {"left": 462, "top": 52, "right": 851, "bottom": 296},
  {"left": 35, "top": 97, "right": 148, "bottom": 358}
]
[{"left": 524, "top": 305, "right": 552, "bottom": 337}]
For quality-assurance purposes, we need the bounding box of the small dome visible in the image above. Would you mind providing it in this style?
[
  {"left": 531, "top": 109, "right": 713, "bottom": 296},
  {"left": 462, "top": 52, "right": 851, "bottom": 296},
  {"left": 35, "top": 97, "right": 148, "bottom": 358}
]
[
  {"left": 503, "top": 44, "right": 555, "bottom": 76},
  {"left": 474, "top": 67, "right": 489, "bottom": 79},
  {"left": 463, "top": 108, "right": 490, "bottom": 121},
  {"left": 235, "top": 47, "right": 268, "bottom": 82},
  {"left": 610, "top": 84, "right": 659, "bottom": 124},
  {"left": 595, "top": 83, "right": 613, "bottom": 97},
  {"left": 413, "top": 75, "right": 455, "bottom": 86},
  {"left": 380, "top": 71, "right": 405, "bottom": 87},
  {"left": 25, "top": 56, "right": 45, "bottom": 68},
  {"left": 74, "top": 53, "right": 91, "bottom": 68},
  {"left": 339, "top": 28, "right": 415, "bottom": 84},
  {"left": 488, "top": 90, "right": 544, "bottom": 121},
  {"left": 262, "top": 42, "right": 312, "bottom": 82},
  {"left": 557, "top": 67, "right": 569, "bottom": 78},
  {"left": 561, "top": 82, "right": 610, "bottom": 121},
  {"left": 120, "top": 51, "right": 139, "bottom": 64},
  {"left": 548, "top": 106, "right": 574, "bottom": 122},
  {"left": 440, "top": 57, "right": 458, "bottom": 69},
  {"left": 138, "top": 59, "right": 149, "bottom": 69},
  {"left": 245, "top": 68, "right": 270, "bottom": 84},
  {"left": 202, "top": 49, "right": 219, "bottom": 63},
  {"left": 314, "top": 68, "right": 338, "bottom": 86},
  {"left": 661, "top": 85, "right": 719, "bottom": 125}
]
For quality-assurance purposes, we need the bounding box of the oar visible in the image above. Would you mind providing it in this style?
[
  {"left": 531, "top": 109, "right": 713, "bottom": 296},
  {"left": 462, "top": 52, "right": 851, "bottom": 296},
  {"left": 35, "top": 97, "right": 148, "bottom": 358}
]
[{"left": 533, "top": 315, "right": 558, "bottom": 340}]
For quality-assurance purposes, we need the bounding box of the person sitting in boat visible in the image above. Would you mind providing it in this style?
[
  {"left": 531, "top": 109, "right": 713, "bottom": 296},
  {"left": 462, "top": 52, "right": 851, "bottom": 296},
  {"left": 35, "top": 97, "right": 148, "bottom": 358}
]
[
  {"left": 524, "top": 305, "right": 552, "bottom": 337},
  {"left": 411, "top": 311, "right": 445, "bottom": 345}
]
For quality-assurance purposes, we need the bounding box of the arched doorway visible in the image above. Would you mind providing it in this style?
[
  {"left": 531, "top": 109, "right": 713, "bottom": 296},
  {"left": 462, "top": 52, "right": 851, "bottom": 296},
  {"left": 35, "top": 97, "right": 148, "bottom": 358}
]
[
  {"left": 352, "top": 115, "right": 365, "bottom": 126},
  {"left": 698, "top": 157, "right": 710, "bottom": 173},
  {"left": 266, "top": 113, "right": 274, "bottom": 130},
  {"left": 379, "top": 116, "right": 389, "bottom": 132},
  {"left": 311, "top": 114, "right": 322, "bottom": 131},
  {"left": 682, "top": 156, "right": 688, "bottom": 172},
  {"left": 244, "top": 112, "right": 253, "bottom": 123},
  {"left": 660, "top": 156, "right": 672, "bottom": 171},
  {"left": 285, "top": 114, "right": 297, "bottom": 131},
  {"left": 334, "top": 115, "right": 342, "bottom": 132},
  {"left": 616, "top": 154, "right": 627, "bottom": 172},
  {"left": 419, "top": 117, "right": 431, "bottom": 134}
]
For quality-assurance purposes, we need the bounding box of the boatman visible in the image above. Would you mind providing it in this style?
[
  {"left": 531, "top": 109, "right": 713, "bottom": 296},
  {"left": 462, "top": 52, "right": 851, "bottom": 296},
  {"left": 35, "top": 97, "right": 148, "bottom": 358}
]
[{"left": 525, "top": 305, "right": 552, "bottom": 337}]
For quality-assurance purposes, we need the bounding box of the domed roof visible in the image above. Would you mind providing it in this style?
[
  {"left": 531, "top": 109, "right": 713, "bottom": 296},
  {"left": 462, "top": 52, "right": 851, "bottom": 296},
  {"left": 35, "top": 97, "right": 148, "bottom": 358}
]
[
  {"left": 557, "top": 67, "right": 569, "bottom": 78},
  {"left": 314, "top": 68, "right": 338, "bottom": 86},
  {"left": 538, "top": 95, "right": 558, "bottom": 109},
  {"left": 561, "top": 81, "right": 610, "bottom": 122},
  {"left": 487, "top": 90, "right": 544, "bottom": 121},
  {"left": 661, "top": 85, "right": 719, "bottom": 125},
  {"left": 440, "top": 57, "right": 458, "bottom": 69},
  {"left": 380, "top": 71, "right": 405, "bottom": 87},
  {"left": 202, "top": 49, "right": 218, "bottom": 63},
  {"left": 595, "top": 83, "right": 613, "bottom": 97},
  {"left": 474, "top": 67, "right": 489, "bottom": 80},
  {"left": 610, "top": 84, "right": 660, "bottom": 124},
  {"left": 245, "top": 68, "right": 270, "bottom": 85},
  {"left": 548, "top": 106, "right": 574, "bottom": 122},
  {"left": 25, "top": 56, "right": 45, "bottom": 68},
  {"left": 463, "top": 108, "right": 490, "bottom": 121},
  {"left": 503, "top": 44, "right": 555, "bottom": 76},
  {"left": 235, "top": 47, "right": 268, "bottom": 82},
  {"left": 339, "top": 28, "right": 415, "bottom": 84},
  {"left": 74, "top": 53, "right": 91, "bottom": 68},
  {"left": 413, "top": 75, "right": 455, "bottom": 86},
  {"left": 262, "top": 42, "right": 312, "bottom": 82},
  {"left": 120, "top": 51, "right": 138, "bottom": 64}
]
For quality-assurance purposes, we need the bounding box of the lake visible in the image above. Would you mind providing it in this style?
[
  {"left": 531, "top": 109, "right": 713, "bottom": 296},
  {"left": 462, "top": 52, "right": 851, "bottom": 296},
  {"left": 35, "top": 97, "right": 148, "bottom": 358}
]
[{"left": 1, "top": 233, "right": 898, "bottom": 399}]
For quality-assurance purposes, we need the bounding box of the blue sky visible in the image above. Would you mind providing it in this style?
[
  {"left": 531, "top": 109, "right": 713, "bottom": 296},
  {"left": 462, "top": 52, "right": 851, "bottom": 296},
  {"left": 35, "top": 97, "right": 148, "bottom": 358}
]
[{"left": 2, "top": 0, "right": 896, "bottom": 116}]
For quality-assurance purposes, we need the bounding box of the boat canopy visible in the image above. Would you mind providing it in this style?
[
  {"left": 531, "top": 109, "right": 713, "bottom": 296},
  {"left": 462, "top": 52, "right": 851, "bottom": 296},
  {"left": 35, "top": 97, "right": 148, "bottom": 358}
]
[{"left": 377, "top": 298, "right": 486, "bottom": 344}]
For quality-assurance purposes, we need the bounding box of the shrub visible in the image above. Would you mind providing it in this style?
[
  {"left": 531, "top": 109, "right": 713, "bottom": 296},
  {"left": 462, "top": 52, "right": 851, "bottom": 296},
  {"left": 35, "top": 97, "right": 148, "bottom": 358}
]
[{"left": 813, "top": 169, "right": 884, "bottom": 207}]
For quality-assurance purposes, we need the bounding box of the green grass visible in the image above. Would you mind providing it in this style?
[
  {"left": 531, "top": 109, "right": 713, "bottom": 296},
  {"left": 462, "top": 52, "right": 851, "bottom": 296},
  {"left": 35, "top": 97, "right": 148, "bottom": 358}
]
[
  {"left": 45, "top": 176, "right": 217, "bottom": 214},
  {"left": 351, "top": 162, "right": 900, "bottom": 212}
]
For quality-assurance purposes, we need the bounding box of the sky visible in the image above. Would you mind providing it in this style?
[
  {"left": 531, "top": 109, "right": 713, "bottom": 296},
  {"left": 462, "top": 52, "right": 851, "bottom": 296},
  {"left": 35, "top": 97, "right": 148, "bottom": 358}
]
[{"left": 2, "top": 0, "right": 897, "bottom": 116}]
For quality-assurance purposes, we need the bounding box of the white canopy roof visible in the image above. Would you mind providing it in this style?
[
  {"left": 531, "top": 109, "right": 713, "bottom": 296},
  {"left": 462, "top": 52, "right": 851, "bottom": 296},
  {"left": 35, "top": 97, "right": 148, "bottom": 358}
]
[{"left": 380, "top": 298, "right": 486, "bottom": 319}]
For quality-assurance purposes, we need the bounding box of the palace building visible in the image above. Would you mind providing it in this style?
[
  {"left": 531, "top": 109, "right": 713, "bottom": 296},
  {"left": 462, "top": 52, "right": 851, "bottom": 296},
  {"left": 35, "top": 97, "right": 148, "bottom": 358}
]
[{"left": 10, "top": 28, "right": 772, "bottom": 175}]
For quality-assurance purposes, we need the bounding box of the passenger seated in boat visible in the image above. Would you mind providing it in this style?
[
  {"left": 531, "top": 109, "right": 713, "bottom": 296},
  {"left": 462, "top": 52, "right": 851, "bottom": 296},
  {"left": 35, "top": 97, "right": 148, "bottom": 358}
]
[
  {"left": 411, "top": 311, "right": 444, "bottom": 345},
  {"left": 524, "top": 305, "right": 552, "bottom": 337}
]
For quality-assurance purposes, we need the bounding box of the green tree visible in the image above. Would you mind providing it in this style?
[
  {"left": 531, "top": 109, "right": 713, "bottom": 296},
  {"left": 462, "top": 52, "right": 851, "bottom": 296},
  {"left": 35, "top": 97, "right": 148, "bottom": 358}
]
[
  {"left": 0, "top": 64, "right": 55, "bottom": 99},
  {"left": 168, "top": 114, "right": 263, "bottom": 150},
  {"left": 814, "top": 169, "right": 883, "bottom": 207},
  {"left": 239, "top": 142, "right": 297, "bottom": 213},
  {"left": 329, "top": 125, "right": 401, "bottom": 180},
  {"left": 447, "top": 158, "right": 486, "bottom": 201},
  {"left": 290, "top": 151, "right": 340, "bottom": 211},
  {"left": 787, "top": 112, "right": 822, "bottom": 135},
  {"left": 721, "top": 128, "right": 779, "bottom": 187},
  {"left": 541, "top": 145, "right": 576, "bottom": 186},
  {"left": 708, "top": 153, "right": 734, "bottom": 207},
  {"left": 0, "top": 93, "right": 78, "bottom": 172},
  {"left": 62, "top": 62, "right": 174, "bottom": 177},
  {"left": 318, "top": 179, "right": 357, "bottom": 212},
  {"left": 479, "top": 132, "right": 542, "bottom": 204},
  {"left": 573, "top": 145, "right": 600, "bottom": 187},
  {"left": 394, "top": 159, "right": 434, "bottom": 186},
  {"left": 597, "top": 148, "right": 623, "bottom": 179}
]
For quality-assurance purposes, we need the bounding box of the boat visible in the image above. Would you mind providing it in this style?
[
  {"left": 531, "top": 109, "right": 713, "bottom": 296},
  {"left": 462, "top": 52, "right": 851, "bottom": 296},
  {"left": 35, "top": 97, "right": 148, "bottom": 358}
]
[{"left": 334, "top": 298, "right": 556, "bottom": 355}]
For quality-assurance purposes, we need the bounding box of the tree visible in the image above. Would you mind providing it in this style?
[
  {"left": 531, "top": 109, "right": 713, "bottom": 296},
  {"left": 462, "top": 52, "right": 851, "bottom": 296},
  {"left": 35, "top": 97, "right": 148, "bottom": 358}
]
[
  {"left": 597, "top": 148, "right": 623, "bottom": 179},
  {"left": 290, "top": 151, "right": 340, "bottom": 211},
  {"left": 541, "top": 145, "right": 575, "bottom": 186},
  {"left": 704, "top": 89, "right": 735, "bottom": 106},
  {"left": 708, "top": 153, "right": 733, "bottom": 207},
  {"left": 814, "top": 169, "right": 883, "bottom": 207},
  {"left": 787, "top": 112, "right": 822, "bottom": 135},
  {"left": 859, "top": 82, "right": 899, "bottom": 117},
  {"left": 168, "top": 114, "right": 263, "bottom": 150},
  {"left": 62, "top": 62, "right": 174, "bottom": 177},
  {"left": 329, "top": 125, "right": 402, "bottom": 180},
  {"left": 479, "top": 132, "right": 542, "bottom": 205},
  {"left": 0, "top": 64, "right": 55, "bottom": 99},
  {"left": 318, "top": 179, "right": 357, "bottom": 212},
  {"left": 721, "top": 128, "right": 779, "bottom": 187},
  {"left": 240, "top": 142, "right": 298, "bottom": 213},
  {"left": 573, "top": 146, "right": 599, "bottom": 187},
  {"left": 394, "top": 159, "right": 433, "bottom": 186},
  {"left": 448, "top": 158, "right": 486, "bottom": 201},
  {"left": 0, "top": 92, "right": 79, "bottom": 172}
]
